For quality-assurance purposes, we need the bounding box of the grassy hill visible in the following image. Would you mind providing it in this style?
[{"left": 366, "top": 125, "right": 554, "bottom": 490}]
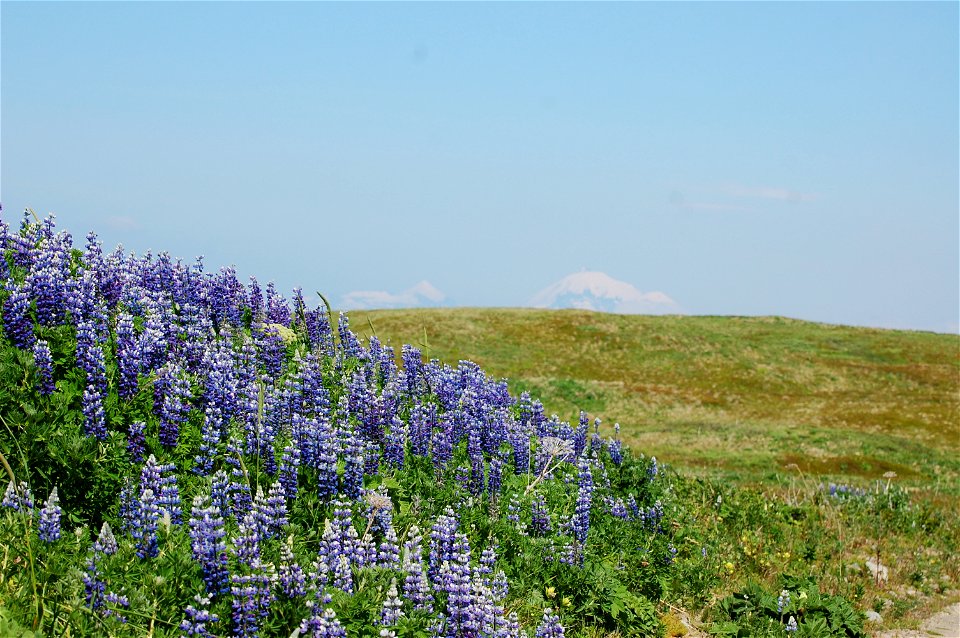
[{"left": 350, "top": 309, "right": 960, "bottom": 492}]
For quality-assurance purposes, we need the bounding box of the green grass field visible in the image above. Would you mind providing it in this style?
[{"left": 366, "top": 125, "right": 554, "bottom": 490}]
[
  {"left": 351, "top": 309, "right": 959, "bottom": 493},
  {"left": 347, "top": 309, "right": 960, "bottom": 630}
]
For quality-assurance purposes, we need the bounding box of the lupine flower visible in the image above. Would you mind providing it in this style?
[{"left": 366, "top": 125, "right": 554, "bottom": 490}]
[
  {"left": 189, "top": 495, "right": 229, "bottom": 595},
  {"left": 778, "top": 589, "right": 791, "bottom": 614},
  {"left": 437, "top": 532, "right": 474, "bottom": 634},
  {"left": 195, "top": 404, "right": 224, "bottom": 476},
  {"left": 536, "top": 607, "right": 565, "bottom": 638},
  {"left": 376, "top": 522, "right": 401, "bottom": 570},
  {"left": 431, "top": 421, "right": 453, "bottom": 476},
  {"left": 428, "top": 509, "right": 459, "bottom": 583},
  {"left": 157, "top": 363, "right": 192, "bottom": 448},
  {"left": 341, "top": 431, "right": 364, "bottom": 500},
  {"left": 233, "top": 514, "right": 262, "bottom": 566},
  {"left": 115, "top": 312, "right": 140, "bottom": 399},
  {"left": 2, "top": 282, "right": 35, "bottom": 349},
  {"left": 32, "top": 339, "right": 55, "bottom": 395},
  {"left": 38, "top": 487, "right": 62, "bottom": 542},
  {"left": 383, "top": 416, "right": 406, "bottom": 469},
  {"left": 230, "top": 562, "right": 275, "bottom": 637},
  {"left": 298, "top": 605, "right": 347, "bottom": 638},
  {"left": 83, "top": 551, "right": 106, "bottom": 611},
  {"left": 127, "top": 421, "right": 147, "bottom": 462},
  {"left": 180, "top": 595, "right": 220, "bottom": 638},
  {"left": 278, "top": 535, "right": 307, "bottom": 599},
  {"left": 380, "top": 578, "right": 404, "bottom": 626},
  {"left": 531, "top": 494, "right": 552, "bottom": 536},
  {"left": 95, "top": 521, "right": 119, "bottom": 555},
  {"left": 2, "top": 480, "right": 34, "bottom": 512},
  {"left": 571, "top": 458, "right": 594, "bottom": 544},
  {"left": 786, "top": 615, "right": 798, "bottom": 632},
  {"left": 132, "top": 488, "right": 160, "bottom": 559},
  {"left": 402, "top": 525, "right": 434, "bottom": 613},
  {"left": 103, "top": 591, "right": 130, "bottom": 623},
  {"left": 278, "top": 443, "right": 300, "bottom": 502}
]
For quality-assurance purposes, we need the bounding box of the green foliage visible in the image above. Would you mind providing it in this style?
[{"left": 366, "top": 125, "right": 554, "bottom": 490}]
[{"left": 710, "top": 577, "right": 866, "bottom": 638}]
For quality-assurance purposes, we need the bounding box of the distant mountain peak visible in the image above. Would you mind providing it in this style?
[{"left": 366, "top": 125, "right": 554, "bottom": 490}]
[{"left": 529, "top": 271, "right": 680, "bottom": 315}]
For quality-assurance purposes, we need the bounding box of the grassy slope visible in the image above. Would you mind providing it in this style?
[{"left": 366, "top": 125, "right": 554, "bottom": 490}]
[{"left": 351, "top": 309, "right": 959, "bottom": 493}]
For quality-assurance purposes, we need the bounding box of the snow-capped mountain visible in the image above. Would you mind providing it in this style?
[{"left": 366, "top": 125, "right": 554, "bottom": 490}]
[{"left": 529, "top": 271, "right": 680, "bottom": 315}]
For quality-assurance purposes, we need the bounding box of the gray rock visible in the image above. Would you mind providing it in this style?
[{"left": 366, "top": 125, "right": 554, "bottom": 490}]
[
  {"left": 866, "top": 558, "right": 889, "bottom": 583},
  {"left": 865, "top": 610, "right": 883, "bottom": 624}
]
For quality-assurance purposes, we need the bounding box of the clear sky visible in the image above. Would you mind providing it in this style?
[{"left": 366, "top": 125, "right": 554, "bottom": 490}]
[{"left": 2, "top": 2, "right": 957, "bottom": 333}]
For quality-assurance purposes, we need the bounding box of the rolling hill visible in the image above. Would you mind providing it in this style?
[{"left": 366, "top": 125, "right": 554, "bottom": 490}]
[{"left": 350, "top": 309, "right": 960, "bottom": 491}]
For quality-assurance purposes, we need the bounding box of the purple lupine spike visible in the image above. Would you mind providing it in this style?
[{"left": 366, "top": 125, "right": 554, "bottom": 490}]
[
  {"left": 195, "top": 404, "right": 224, "bottom": 476},
  {"left": 126, "top": 420, "right": 147, "bottom": 462},
  {"left": 94, "top": 521, "right": 118, "bottom": 555},
  {"left": 643, "top": 500, "right": 665, "bottom": 534},
  {"left": 253, "top": 322, "right": 285, "bottom": 379},
  {"left": 341, "top": 430, "right": 364, "bottom": 500},
  {"left": 82, "top": 368, "right": 107, "bottom": 441},
  {"left": 32, "top": 339, "right": 55, "bottom": 395},
  {"left": 431, "top": 417, "right": 453, "bottom": 476},
  {"left": 278, "top": 536, "right": 307, "bottom": 599},
  {"left": 304, "top": 307, "right": 334, "bottom": 357},
  {"left": 247, "top": 277, "right": 264, "bottom": 322},
  {"left": 38, "top": 487, "right": 62, "bottom": 542},
  {"left": 402, "top": 525, "right": 434, "bottom": 613},
  {"left": 157, "top": 362, "right": 191, "bottom": 448},
  {"left": 278, "top": 443, "right": 300, "bottom": 502},
  {"left": 536, "top": 608, "right": 565, "bottom": 638},
  {"left": 298, "top": 605, "right": 347, "bottom": 638},
  {"left": 26, "top": 231, "right": 70, "bottom": 327},
  {"left": 3, "top": 282, "right": 35, "bottom": 349},
  {"left": 401, "top": 344, "right": 425, "bottom": 397},
  {"left": 265, "top": 282, "right": 291, "bottom": 326},
  {"left": 210, "top": 470, "right": 232, "bottom": 522},
  {"left": 132, "top": 488, "right": 160, "bottom": 559},
  {"left": 408, "top": 401, "right": 435, "bottom": 457},
  {"left": 138, "top": 304, "right": 170, "bottom": 373},
  {"left": 180, "top": 594, "right": 220, "bottom": 638},
  {"left": 337, "top": 312, "right": 364, "bottom": 361},
  {"left": 83, "top": 551, "right": 106, "bottom": 611},
  {"left": 202, "top": 343, "right": 239, "bottom": 423},
  {"left": 264, "top": 480, "right": 289, "bottom": 538},
  {"left": 158, "top": 471, "right": 183, "bottom": 525},
  {"left": 230, "top": 562, "right": 275, "bottom": 638},
  {"left": 189, "top": 495, "right": 229, "bottom": 595},
  {"left": 115, "top": 312, "right": 139, "bottom": 399},
  {"left": 571, "top": 458, "right": 594, "bottom": 545},
  {"left": 383, "top": 415, "right": 406, "bottom": 470},
  {"left": 436, "top": 531, "right": 473, "bottom": 634},
  {"left": 233, "top": 513, "right": 262, "bottom": 566},
  {"left": 380, "top": 578, "right": 404, "bottom": 627},
  {"left": 428, "top": 509, "right": 459, "bottom": 583},
  {"left": 531, "top": 494, "right": 552, "bottom": 536},
  {"left": 376, "top": 521, "right": 401, "bottom": 570},
  {"left": 225, "top": 437, "right": 253, "bottom": 520},
  {"left": 1, "top": 480, "right": 34, "bottom": 512},
  {"left": 103, "top": 591, "right": 129, "bottom": 623},
  {"left": 574, "top": 412, "right": 589, "bottom": 458}
]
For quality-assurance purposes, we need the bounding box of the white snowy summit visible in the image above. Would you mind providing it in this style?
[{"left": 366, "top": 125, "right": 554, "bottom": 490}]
[{"left": 529, "top": 271, "right": 680, "bottom": 315}]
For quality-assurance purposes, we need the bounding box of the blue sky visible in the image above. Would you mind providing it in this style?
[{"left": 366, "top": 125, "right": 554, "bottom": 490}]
[{"left": 2, "top": 2, "right": 957, "bottom": 332}]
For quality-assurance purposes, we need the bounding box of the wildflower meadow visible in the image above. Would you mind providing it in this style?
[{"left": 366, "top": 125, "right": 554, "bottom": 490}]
[{"left": 0, "top": 212, "right": 955, "bottom": 637}]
